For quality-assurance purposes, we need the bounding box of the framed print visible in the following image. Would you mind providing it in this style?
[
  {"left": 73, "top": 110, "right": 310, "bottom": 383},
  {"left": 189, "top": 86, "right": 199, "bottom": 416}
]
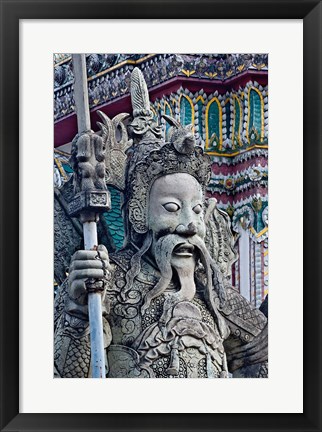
[{"left": 1, "top": 1, "right": 321, "bottom": 431}]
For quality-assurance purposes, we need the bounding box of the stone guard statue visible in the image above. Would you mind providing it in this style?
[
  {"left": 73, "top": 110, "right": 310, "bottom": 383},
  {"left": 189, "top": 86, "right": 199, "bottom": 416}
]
[{"left": 54, "top": 68, "right": 268, "bottom": 378}]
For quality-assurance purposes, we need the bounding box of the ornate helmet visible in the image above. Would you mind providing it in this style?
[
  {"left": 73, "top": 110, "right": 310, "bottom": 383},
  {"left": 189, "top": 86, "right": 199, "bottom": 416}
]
[
  {"left": 97, "top": 67, "right": 211, "bottom": 243},
  {"left": 124, "top": 68, "right": 211, "bottom": 238}
]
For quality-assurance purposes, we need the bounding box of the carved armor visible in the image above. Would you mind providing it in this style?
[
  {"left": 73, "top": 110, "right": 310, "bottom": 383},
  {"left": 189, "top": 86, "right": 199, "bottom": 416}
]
[{"left": 54, "top": 247, "right": 267, "bottom": 378}]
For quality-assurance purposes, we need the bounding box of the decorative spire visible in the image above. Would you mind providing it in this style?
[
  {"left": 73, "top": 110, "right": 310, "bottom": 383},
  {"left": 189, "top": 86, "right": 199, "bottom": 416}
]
[
  {"left": 130, "top": 67, "right": 152, "bottom": 118},
  {"left": 128, "top": 67, "right": 161, "bottom": 142}
]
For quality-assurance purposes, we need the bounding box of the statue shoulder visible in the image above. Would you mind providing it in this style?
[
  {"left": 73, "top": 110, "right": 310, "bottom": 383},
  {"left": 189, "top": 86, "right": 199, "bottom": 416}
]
[
  {"left": 54, "top": 182, "right": 83, "bottom": 286},
  {"left": 222, "top": 288, "right": 268, "bottom": 376},
  {"left": 220, "top": 286, "right": 267, "bottom": 341}
]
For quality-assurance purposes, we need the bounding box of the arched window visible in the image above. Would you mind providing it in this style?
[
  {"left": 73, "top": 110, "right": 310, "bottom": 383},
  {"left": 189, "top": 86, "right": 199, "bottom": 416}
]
[
  {"left": 206, "top": 97, "right": 222, "bottom": 150},
  {"left": 224, "top": 99, "right": 231, "bottom": 141},
  {"left": 196, "top": 96, "right": 204, "bottom": 137},
  {"left": 248, "top": 88, "right": 264, "bottom": 143},
  {"left": 180, "top": 94, "right": 194, "bottom": 126},
  {"left": 233, "top": 96, "right": 242, "bottom": 146}
]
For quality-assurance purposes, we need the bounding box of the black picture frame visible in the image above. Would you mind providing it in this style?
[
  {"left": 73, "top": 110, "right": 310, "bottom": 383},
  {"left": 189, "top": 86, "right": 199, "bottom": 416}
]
[{"left": 1, "top": 1, "right": 321, "bottom": 431}]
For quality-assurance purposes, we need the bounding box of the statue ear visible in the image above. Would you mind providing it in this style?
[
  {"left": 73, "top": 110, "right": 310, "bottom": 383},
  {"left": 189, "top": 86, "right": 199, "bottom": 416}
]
[
  {"left": 204, "top": 198, "right": 238, "bottom": 278},
  {"left": 128, "top": 198, "right": 148, "bottom": 234}
]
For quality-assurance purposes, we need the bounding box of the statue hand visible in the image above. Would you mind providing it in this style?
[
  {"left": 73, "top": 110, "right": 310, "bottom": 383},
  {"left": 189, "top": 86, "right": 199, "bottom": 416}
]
[{"left": 68, "top": 245, "right": 111, "bottom": 306}]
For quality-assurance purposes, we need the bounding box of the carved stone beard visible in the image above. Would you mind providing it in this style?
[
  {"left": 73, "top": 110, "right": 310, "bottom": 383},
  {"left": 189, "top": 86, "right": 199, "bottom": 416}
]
[
  {"left": 141, "top": 233, "right": 229, "bottom": 338},
  {"left": 140, "top": 234, "right": 195, "bottom": 313}
]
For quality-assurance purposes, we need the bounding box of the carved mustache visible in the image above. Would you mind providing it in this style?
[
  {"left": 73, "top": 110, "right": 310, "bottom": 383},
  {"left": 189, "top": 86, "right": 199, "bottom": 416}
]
[
  {"left": 189, "top": 235, "right": 226, "bottom": 304},
  {"left": 188, "top": 235, "right": 229, "bottom": 339},
  {"left": 155, "top": 223, "right": 198, "bottom": 241}
]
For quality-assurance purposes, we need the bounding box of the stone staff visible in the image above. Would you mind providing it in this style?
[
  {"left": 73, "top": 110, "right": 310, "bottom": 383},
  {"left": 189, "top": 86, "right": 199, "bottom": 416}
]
[{"left": 69, "top": 54, "right": 110, "bottom": 378}]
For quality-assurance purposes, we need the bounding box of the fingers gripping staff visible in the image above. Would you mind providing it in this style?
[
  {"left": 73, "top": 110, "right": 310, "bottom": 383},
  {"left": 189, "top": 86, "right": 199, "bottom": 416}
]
[{"left": 69, "top": 54, "right": 110, "bottom": 378}]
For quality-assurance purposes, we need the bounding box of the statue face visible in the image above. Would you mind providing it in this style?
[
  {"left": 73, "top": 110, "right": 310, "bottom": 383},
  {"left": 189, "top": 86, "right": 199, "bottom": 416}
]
[{"left": 147, "top": 173, "right": 206, "bottom": 262}]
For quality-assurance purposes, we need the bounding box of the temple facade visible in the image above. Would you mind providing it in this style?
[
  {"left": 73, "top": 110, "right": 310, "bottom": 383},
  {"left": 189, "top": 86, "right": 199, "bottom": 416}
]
[{"left": 54, "top": 53, "right": 268, "bottom": 307}]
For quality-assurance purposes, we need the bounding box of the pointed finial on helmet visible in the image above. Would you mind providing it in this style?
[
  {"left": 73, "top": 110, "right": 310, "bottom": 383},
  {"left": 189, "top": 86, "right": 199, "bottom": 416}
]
[
  {"left": 128, "top": 68, "right": 162, "bottom": 142},
  {"left": 130, "top": 67, "right": 152, "bottom": 118}
]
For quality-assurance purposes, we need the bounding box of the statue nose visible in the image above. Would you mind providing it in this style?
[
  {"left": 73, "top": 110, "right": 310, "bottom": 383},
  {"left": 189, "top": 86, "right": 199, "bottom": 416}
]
[{"left": 175, "top": 222, "right": 197, "bottom": 236}]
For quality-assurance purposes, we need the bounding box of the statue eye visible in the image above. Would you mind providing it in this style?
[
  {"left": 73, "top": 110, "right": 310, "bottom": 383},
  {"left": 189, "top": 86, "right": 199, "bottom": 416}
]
[
  {"left": 163, "top": 202, "right": 180, "bottom": 212},
  {"left": 193, "top": 204, "right": 203, "bottom": 214}
]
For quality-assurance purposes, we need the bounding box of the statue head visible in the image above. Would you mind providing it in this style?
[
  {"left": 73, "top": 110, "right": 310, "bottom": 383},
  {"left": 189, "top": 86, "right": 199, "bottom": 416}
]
[
  {"left": 147, "top": 172, "right": 206, "bottom": 263},
  {"left": 123, "top": 68, "right": 211, "bottom": 249}
]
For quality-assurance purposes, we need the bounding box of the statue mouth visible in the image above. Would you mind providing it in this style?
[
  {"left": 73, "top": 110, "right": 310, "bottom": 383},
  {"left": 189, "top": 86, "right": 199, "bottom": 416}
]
[{"left": 173, "top": 243, "right": 195, "bottom": 257}]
